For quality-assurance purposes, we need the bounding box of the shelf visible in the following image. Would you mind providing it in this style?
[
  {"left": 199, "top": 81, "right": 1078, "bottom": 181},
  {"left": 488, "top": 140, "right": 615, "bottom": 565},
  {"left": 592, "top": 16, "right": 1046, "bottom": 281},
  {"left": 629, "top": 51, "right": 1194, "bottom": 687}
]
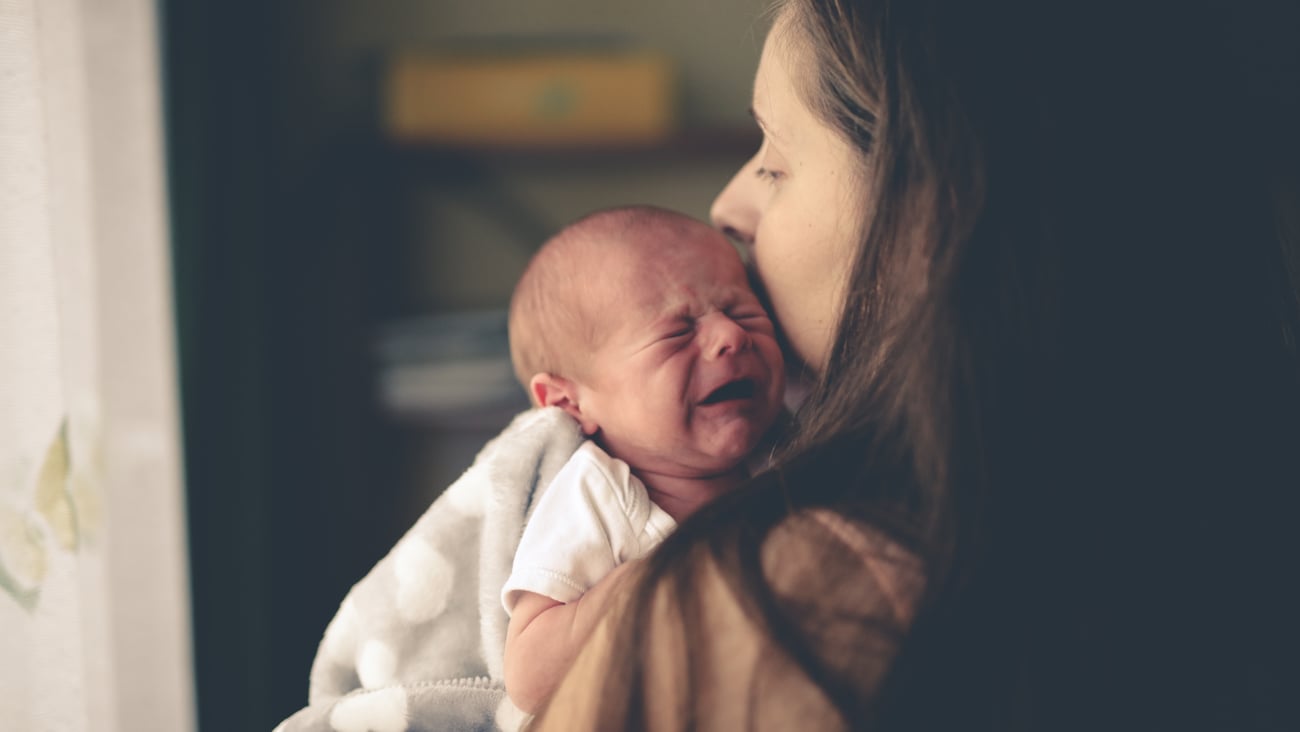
[
  {"left": 382, "top": 127, "right": 761, "bottom": 167},
  {"left": 374, "top": 309, "right": 531, "bottom": 430}
]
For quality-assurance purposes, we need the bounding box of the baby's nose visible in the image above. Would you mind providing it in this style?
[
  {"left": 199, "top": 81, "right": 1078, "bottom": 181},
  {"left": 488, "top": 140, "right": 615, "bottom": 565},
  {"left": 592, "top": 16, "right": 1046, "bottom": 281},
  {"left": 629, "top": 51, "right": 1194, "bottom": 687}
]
[{"left": 702, "top": 314, "right": 750, "bottom": 359}]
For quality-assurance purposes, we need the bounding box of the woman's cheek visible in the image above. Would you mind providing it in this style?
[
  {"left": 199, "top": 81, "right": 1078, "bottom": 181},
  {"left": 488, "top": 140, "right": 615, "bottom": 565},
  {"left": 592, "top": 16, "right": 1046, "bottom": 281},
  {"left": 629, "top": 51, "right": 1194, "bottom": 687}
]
[
  {"left": 752, "top": 211, "right": 798, "bottom": 288},
  {"left": 760, "top": 243, "right": 841, "bottom": 368}
]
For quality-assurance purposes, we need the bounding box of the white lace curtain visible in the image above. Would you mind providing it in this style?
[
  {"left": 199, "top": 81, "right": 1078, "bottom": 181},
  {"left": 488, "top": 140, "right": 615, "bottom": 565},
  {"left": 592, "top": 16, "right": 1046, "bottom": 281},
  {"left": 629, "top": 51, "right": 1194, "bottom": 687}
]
[{"left": 0, "top": 0, "right": 194, "bottom": 729}]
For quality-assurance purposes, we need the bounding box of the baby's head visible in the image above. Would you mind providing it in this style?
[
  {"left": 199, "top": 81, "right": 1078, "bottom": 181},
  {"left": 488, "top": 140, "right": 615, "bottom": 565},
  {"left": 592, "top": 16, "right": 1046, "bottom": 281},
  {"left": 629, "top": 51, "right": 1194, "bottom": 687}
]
[{"left": 509, "top": 205, "right": 785, "bottom": 477}]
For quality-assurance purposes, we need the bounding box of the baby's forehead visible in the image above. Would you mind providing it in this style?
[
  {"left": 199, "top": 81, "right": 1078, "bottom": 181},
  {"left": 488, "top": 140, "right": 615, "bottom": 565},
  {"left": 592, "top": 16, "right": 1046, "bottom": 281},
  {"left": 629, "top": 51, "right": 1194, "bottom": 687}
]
[{"left": 589, "top": 251, "right": 751, "bottom": 321}]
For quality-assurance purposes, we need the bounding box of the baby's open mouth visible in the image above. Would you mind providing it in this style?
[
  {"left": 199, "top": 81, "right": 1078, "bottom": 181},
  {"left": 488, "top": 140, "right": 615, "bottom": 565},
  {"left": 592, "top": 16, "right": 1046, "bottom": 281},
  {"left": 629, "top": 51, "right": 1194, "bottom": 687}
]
[{"left": 701, "top": 378, "right": 757, "bottom": 405}]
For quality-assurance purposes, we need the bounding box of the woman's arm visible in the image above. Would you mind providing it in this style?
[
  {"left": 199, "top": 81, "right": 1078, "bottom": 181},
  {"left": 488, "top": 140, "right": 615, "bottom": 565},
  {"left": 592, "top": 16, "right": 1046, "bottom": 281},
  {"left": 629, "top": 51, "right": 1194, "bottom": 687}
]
[{"left": 504, "top": 560, "right": 639, "bottom": 712}]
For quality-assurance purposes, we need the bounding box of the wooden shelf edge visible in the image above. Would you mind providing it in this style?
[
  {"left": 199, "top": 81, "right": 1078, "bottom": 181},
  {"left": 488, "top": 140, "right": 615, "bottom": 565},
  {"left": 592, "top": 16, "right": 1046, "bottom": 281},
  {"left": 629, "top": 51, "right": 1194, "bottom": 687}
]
[{"left": 383, "top": 128, "right": 761, "bottom": 163}]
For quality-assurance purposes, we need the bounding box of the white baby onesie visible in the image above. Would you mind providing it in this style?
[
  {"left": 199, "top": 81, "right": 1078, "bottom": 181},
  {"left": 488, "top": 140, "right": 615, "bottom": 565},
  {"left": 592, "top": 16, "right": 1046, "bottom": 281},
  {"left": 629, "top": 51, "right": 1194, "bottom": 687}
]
[{"left": 501, "top": 440, "right": 676, "bottom": 614}]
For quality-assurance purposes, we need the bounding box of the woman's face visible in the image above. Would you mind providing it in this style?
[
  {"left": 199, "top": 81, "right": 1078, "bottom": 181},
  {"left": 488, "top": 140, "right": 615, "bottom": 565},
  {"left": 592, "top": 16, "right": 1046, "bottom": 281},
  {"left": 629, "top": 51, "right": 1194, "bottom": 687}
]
[{"left": 710, "top": 15, "right": 864, "bottom": 373}]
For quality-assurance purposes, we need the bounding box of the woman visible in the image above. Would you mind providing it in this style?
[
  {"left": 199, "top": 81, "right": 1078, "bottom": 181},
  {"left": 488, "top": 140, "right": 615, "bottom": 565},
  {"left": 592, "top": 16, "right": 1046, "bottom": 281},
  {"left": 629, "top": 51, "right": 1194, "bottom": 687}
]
[{"left": 532, "top": 0, "right": 1300, "bottom": 729}]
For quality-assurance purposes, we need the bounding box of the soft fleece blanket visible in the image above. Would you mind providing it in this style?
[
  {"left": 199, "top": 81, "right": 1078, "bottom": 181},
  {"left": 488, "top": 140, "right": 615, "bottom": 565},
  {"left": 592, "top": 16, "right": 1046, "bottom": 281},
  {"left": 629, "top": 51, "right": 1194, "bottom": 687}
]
[{"left": 274, "top": 407, "right": 584, "bottom": 732}]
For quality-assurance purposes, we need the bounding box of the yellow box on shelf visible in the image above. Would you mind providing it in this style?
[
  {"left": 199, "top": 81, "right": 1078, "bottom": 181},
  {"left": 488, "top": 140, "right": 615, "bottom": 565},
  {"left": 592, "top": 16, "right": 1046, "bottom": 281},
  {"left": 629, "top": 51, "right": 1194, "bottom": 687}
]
[{"left": 385, "top": 50, "right": 677, "bottom": 148}]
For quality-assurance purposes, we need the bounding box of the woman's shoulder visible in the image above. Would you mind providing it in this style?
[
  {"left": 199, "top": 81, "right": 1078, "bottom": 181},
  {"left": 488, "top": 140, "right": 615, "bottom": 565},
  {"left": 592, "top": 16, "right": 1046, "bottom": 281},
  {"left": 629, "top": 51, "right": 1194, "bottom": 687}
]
[
  {"left": 529, "top": 507, "right": 927, "bottom": 731},
  {"left": 764, "top": 509, "right": 924, "bottom": 616},
  {"left": 750, "top": 509, "right": 926, "bottom": 717}
]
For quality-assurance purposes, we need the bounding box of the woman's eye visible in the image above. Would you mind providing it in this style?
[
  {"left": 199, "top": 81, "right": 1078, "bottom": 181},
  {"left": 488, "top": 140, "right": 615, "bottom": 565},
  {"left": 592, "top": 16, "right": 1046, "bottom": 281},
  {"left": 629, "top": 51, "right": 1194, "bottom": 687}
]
[{"left": 754, "top": 166, "right": 784, "bottom": 183}]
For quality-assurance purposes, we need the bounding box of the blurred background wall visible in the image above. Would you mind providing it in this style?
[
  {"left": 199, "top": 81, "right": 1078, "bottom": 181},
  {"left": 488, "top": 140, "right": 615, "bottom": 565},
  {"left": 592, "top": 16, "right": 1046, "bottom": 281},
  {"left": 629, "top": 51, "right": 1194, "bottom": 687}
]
[{"left": 163, "top": 0, "right": 768, "bottom": 728}]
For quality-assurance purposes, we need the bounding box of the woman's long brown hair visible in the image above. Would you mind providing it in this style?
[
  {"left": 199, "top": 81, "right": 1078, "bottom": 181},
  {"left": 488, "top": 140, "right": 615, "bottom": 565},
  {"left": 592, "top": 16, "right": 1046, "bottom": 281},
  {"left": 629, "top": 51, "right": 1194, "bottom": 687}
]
[{"left": 538, "top": 0, "right": 1300, "bottom": 729}]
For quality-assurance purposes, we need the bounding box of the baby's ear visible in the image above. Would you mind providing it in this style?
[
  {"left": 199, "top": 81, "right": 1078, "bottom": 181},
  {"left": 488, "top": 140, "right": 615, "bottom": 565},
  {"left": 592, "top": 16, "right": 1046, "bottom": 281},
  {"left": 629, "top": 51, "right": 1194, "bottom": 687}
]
[{"left": 529, "top": 373, "right": 599, "bottom": 436}]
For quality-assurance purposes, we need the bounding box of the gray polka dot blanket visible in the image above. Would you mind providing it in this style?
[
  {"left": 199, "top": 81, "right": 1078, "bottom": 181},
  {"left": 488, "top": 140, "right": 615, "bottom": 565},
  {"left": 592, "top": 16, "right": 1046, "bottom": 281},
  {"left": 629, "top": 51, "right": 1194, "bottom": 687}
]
[{"left": 274, "top": 407, "right": 584, "bottom": 732}]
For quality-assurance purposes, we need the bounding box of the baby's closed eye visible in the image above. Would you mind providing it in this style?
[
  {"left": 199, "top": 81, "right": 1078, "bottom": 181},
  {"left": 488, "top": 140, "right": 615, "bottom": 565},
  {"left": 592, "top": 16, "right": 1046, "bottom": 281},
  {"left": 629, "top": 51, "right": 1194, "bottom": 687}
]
[
  {"left": 662, "top": 321, "right": 695, "bottom": 340},
  {"left": 729, "top": 307, "right": 774, "bottom": 328}
]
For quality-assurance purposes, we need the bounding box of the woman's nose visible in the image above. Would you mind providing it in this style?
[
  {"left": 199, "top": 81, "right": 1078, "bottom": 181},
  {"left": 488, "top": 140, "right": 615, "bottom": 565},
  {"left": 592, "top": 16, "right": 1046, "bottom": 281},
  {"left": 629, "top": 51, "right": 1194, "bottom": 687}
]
[
  {"left": 701, "top": 313, "right": 751, "bottom": 359},
  {"left": 710, "top": 153, "right": 763, "bottom": 247}
]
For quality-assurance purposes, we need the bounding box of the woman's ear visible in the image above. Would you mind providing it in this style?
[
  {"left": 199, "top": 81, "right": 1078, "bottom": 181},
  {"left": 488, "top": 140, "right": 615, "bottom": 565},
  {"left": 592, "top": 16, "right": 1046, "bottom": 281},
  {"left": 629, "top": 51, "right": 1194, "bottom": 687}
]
[{"left": 529, "top": 373, "right": 599, "bottom": 436}]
